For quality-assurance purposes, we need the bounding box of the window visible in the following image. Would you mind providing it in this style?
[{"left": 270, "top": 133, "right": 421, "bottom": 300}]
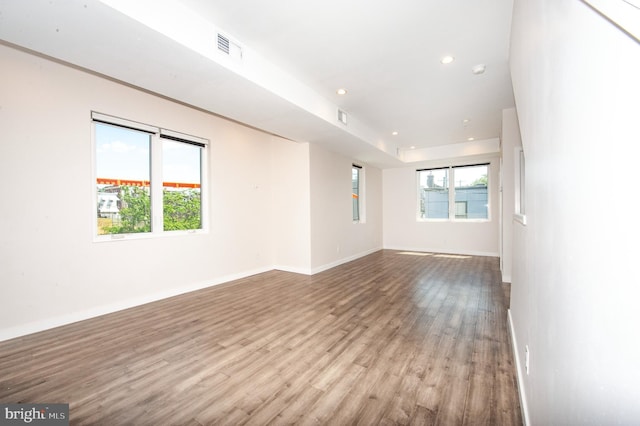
[
  {"left": 514, "top": 147, "right": 526, "bottom": 225},
  {"left": 93, "top": 112, "right": 207, "bottom": 239},
  {"left": 161, "top": 134, "right": 203, "bottom": 231},
  {"left": 418, "top": 163, "right": 489, "bottom": 221},
  {"left": 352, "top": 165, "right": 361, "bottom": 222},
  {"left": 417, "top": 167, "right": 449, "bottom": 219},
  {"left": 453, "top": 164, "right": 489, "bottom": 219}
]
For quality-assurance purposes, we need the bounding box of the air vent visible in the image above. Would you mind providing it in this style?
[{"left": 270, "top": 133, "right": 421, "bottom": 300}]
[
  {"left": 217, "top": 33, "right": 230, "bottom": 54},
  {"left": 217, "top": 33, "right": 243, "bottom": 60}
]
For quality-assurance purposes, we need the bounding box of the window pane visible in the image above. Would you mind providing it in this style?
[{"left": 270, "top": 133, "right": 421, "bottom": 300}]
[
  {"left": 96, "top": 123, "right": 151, "bottom": 235},
  {"left": 162, "top": 141, "right": 202, "bottom": 231},
  {"left": 352, "top": 167, "right": 360, "bottom": 221},
  {"left": 519, "top": 150, "right": 526, "bottom": 215},
  {"left": 418, "top": 169, "right": 449, "bottom": 219},
  {"left": 453, "top": 165, "right": 488, "bottom": 219}
]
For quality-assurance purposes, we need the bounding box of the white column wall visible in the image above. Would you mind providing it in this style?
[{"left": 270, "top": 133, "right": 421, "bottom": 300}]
[
  {"left": 309, "top": 144, "right": 383, "bottom": 273},
  {"left": 509, "top": 0, "right": 640, "bottom": 423},
  {"left": 270, "top": 141, "right": 312, "bottom": 274}
]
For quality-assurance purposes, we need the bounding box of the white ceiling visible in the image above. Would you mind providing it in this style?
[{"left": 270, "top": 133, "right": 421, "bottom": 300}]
[{"left": 0, "top": 0, "right": 515, "bottom": 168}]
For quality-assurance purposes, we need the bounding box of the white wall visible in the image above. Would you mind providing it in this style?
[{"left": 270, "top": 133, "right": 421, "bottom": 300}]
[
  {"left": 383, "top": 156, "right": 501, "bottom": 256},
  {"left": 271, "top": 141, "right": 312, "bottom": 273},
  {"left": 509, "top": 0, "right": 640, "bottom": 424},
  {"left": 0, "top": 42, "right": 386, "bottom": 340},
  {"left": 0, "top": 43, "right": 326, "bottom": 340},
  {"left": 500, "top": 108, "right": 522, "bottom": 283},
  {"left": 309, "top": 143, "right": 383, "bottom": 273}
]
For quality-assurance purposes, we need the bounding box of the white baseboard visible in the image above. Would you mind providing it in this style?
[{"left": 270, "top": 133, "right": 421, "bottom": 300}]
[
  {"left": 309, "top": 247, "right": 381, "bottom": 275},
  {"left": 508, "top": 309, "right": 531, "bottom": 426},
  {"left": 0, "top": 266, "right": 272, "bottom": 343},
  {"left": 383, "top": 245, "right": 499, "bottom": 258},
  {"left": 273, "top": 265, "right": 312, "bottom": 275},
  {"left": 0, "top": 249, "right": 384, "bottom": 342}
]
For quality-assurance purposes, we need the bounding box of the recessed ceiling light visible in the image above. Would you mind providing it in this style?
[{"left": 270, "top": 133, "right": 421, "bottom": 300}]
[
  {"left": 467, "top": 137, "right": 475, "bottom": 141},
  {"left": 410, "top": 146, "right": 416, "bottom": 149},
  {"left": 471, "top": 64, "right": 486, "bottom": 75},
  {"left": 392, "top": 131, "right": 399, "bottom": 136},
  {"left": 440, "top": 55, "right": 455, "bottom": 64},
  {"left": 462, "top": 118, "right": 470, "bottom": 126},
  {"left": 336, "top": 88, "right": 347, "bottom": 95}
]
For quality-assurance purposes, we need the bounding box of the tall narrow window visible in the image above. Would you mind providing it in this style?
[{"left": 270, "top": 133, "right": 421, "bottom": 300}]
[
  {"left": 418, "top": 164, "right": 489, "bottom": 221},
  {"left": 93, "top": 112, "right": 207, "bottom": 239},
  {"left": 514, "top": 147, "right": 526, "bottom": 224},
  {"left": 352, "top": 165, "right": 361, "bottom": 222},
  {"left": 518, "top": 148, "right": 526, "bottom": 215}
]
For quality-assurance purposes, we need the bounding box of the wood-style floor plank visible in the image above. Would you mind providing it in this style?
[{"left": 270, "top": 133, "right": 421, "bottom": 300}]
[{"left": 0, "top": 250, "right": 522, "bottom": 425}]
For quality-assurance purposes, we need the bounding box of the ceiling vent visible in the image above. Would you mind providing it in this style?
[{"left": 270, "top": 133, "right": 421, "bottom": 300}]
[
  {"left": 217, "top": 33, "right": 230, "bottom": 54},
  {"left": 217, "top": 33, "right": 243, "bottom": 60}
]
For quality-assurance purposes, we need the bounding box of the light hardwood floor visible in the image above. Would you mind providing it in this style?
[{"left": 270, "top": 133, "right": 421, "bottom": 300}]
[{"left": 0, "top": 250, "right": 522, "bottom": 425}]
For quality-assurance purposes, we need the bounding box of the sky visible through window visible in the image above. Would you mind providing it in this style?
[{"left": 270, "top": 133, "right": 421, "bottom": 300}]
[
  {"left": 418, "top": 165, "right": 486, "bottom": 188},
  {"left": 96, "top": 123, "right": 201, "bottom": 185},
  {"left": 162, "top": 140, "right": 201, "bottom": 186},
  {"left": 96, "top": 123, "right": 149, "bottom": 183}
]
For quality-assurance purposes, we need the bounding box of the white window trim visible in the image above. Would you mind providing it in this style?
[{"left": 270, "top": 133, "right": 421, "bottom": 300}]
[
  {"left": 583, "top": 0, "right": 640, "bottom": 42},
  {"left": 91, "top": 112, "right": 209, "bottom": 242}
]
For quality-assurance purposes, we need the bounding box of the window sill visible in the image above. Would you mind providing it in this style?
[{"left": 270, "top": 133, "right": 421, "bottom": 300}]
[
  {"left": 514, "top": 213, "right": 527, "bottom": 226},
  {"left": 417, "top": 218, "right": 490, "bottom": 223},
  {"left": 93, "top": 228, "right": 206, "bottom": 243}
]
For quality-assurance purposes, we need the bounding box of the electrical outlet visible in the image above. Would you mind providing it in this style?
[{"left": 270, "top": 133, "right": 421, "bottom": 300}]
[{"left": 525, "top": 345, "right": 530, "bottom": 375}]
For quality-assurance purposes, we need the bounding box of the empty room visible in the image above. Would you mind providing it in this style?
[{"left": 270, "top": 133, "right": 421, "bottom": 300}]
[{"left": 1, "top": 0, "right": 639, "bottom": 424}]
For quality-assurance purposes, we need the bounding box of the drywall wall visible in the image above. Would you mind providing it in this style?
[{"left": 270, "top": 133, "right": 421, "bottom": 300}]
[
  {"left": 382, "top": 156, "right": 500, "bottom": 256},
  {"left": 509, "top": 0, "right": 640, "bottom": 423},
  {"left": 500, "top": 108, "right": 522, "bottom": 283},
  {"left": 309, "top": 143, "right": 383, "bottom": 273},
  {"left": 0, "top": 43, "right": 312, "bottom": 340},
  {"left": 0, "top": 42, "right": 385, "bottom": 340},
  {"left": 270, "top": 140, "right": 312, "bottom": 273}
]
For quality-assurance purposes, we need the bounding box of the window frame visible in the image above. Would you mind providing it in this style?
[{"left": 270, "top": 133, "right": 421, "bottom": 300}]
[
  {"left": 91, "top": 112, "right": 209, "bottom": 241},
  {"left": 417, "top": 163, "right": 490, "bottom": 222},
  {"left": 352, "top": 164, "right": 365, "bottom": 223}
]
